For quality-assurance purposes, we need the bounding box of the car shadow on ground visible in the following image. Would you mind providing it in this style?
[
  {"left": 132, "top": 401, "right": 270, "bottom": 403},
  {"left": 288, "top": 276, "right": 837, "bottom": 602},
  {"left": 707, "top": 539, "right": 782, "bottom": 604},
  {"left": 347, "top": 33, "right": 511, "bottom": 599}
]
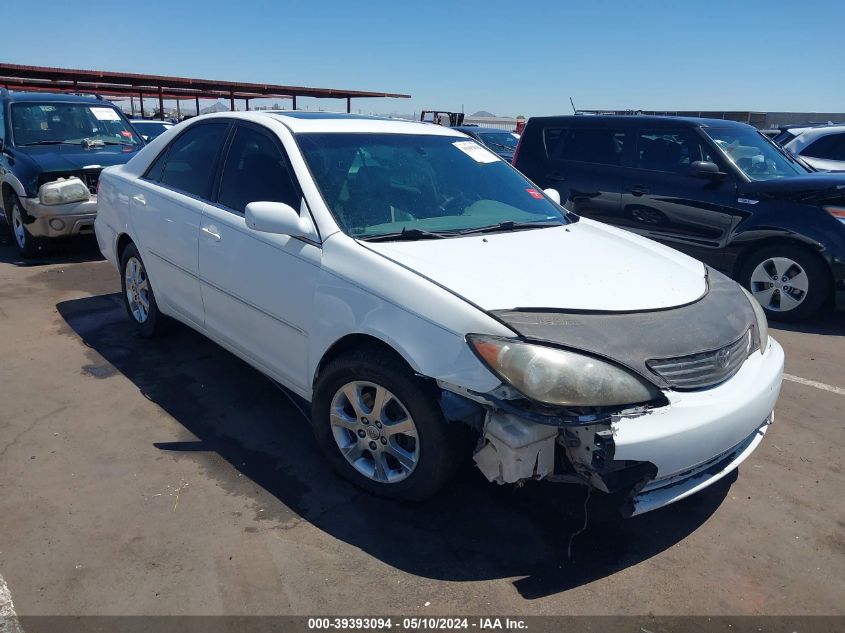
[
  {"left": 769, "top": 310, "right": 845, "bottom": 337},
  {"left": 57, "top": 293, "right": 735, "bottom": 600},
  {"left": 0, "top": 223, "right": 104, "bottom": 266}
]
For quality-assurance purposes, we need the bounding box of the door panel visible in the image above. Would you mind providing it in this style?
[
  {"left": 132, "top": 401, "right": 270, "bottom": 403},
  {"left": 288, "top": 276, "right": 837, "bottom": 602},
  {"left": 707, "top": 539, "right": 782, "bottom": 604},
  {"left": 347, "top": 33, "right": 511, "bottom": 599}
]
[
  {"left": 620, "top": 129, "right": 740, "bottom": 270},
  {"left": 199, "top": 204, "right": 320, "bottom": 390},
  {"left": 129, "top": 181, "right": 204, "bottom": 326}
]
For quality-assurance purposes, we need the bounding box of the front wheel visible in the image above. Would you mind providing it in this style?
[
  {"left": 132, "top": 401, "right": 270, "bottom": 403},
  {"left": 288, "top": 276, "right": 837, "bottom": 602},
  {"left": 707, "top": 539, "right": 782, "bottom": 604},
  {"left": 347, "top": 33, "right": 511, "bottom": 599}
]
[
  {"left": 739, "top": 244, "right": 829, "bottom": 322},
  {"left": 9, "top": 195, "right": 43, "bottom": 259},
  {"left": 120, "top": 243, "right": 167, "bottom": 337},
  {"left": 311, "top": 349, "right": 465, "bottom": 501}
]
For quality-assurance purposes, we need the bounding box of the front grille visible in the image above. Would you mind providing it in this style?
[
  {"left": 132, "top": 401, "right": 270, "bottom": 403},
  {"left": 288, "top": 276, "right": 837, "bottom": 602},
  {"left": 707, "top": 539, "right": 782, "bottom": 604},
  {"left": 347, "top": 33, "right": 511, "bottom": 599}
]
[
  {"left": 38, "top": 170, "right": 101, "bottom": 195},
  {"left": 647, "top": 329, "right": 753, "bottom": 390}
]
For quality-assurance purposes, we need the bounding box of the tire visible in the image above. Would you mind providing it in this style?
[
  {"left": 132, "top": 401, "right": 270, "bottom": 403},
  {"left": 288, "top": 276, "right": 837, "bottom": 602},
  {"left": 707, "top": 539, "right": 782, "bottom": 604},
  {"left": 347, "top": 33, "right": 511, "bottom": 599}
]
[
  {"left": 311, "top": 348, "right": 464, "bottom": 501},
  {"left": 8, "top": 194, "right": 43, "bottom": 259},
  {"left": 120, "top": 243, "right": 167, "bottom": 337},
  {"left": 739, "top": 244, "right": 829, "bottom": 323}
]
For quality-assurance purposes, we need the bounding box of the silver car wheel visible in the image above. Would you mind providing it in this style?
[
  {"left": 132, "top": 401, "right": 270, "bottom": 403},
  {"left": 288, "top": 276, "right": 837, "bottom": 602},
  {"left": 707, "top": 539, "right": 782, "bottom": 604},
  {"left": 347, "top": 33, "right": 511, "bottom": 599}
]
[
  {"left": 329, "top": 380, "right": 419, "bottom": 484},
  {"left": 124, "top": 256, "right": 151, "bottom": 323},
  {"left": 11, "top": 202, "right": 26, "bottom": 249},
  {"left": 750, "top": 256, "right": 809, "bottom": 313}
]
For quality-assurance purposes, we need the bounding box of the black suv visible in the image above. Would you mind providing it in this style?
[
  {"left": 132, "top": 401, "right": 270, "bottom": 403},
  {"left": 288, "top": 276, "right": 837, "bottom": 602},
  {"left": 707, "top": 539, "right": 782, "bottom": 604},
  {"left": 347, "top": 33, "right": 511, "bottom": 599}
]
[
  {"left": 0, "top": 90, "right": 144, "bottom": 257},
  {"left": 514, "top": 115, "right": 845, "bottom": 322}
]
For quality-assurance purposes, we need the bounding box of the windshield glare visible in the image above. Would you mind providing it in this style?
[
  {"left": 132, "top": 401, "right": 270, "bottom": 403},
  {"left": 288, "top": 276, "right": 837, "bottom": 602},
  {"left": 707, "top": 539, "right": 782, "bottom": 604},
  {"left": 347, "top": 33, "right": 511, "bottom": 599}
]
[
  {"left": 704, "top": 127, "right": 805, "bottom": 181},
  {"left": 297, "top": 133, "right": 566, "bottom": 238},
  {"left": 11, "top": 103, "right": 143, "bottom": 147}
]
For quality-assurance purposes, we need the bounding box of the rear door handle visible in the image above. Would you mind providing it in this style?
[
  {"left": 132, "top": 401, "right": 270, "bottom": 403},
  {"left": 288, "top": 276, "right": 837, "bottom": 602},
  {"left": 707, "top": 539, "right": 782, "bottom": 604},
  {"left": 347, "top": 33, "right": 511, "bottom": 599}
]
[
  {"left": 201, "top": 225, "right": 221, "bottom": 241},
  {"left": 131, "top": 194, "right": 146, "bottom": 206},
  {"left": 630, "top": 185, "right": 649, "bottom": 196}
]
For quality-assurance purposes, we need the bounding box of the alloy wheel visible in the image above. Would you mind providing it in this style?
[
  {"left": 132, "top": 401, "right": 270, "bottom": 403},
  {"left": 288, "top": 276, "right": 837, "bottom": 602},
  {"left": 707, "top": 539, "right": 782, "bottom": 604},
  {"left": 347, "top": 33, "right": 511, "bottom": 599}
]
[
  {"left": 329, "top": 380, "right": 419, "bottom": 484},
  {"left": 124, "top": 256, "right": 151, "bottom": 323},
  {"left": 11, "top": 203, "right": 26, "bottom": 249},
  {"left": 749, "top": 256, "right": 809, "bottom": 313}
]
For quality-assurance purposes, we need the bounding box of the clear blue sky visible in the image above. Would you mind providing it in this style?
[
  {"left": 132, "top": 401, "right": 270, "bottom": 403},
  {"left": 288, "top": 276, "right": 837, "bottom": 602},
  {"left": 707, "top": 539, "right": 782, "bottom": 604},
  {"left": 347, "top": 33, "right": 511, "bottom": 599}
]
[{"left": 3, "top": 0, "right": 844, "bottom": 117}]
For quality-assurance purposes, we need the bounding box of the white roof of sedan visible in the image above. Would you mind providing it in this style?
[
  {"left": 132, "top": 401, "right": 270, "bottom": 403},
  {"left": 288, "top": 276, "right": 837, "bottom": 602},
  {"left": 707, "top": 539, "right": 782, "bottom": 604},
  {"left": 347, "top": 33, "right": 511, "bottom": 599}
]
[
  {"left": 202, "top": 110, "right": 469, "bottom": 135},
  {"left": 785, "top": 124, "right": 845, "bottom": 154}
]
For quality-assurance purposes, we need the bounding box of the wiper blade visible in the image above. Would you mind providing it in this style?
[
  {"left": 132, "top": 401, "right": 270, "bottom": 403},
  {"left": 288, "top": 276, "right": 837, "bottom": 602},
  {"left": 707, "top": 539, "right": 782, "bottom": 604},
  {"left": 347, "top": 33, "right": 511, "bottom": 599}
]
[
  {"left": 487, "top": 141, "right": 515, "bottom": 152},
  {"left": 19, "top": 140, "right": 80, "bottom": 146},
  {"left": 458, "top": 220, "right": 562, "bottom": 235},
  {"left": 358, "top": 227, "right": 450, "bottom": 242}
]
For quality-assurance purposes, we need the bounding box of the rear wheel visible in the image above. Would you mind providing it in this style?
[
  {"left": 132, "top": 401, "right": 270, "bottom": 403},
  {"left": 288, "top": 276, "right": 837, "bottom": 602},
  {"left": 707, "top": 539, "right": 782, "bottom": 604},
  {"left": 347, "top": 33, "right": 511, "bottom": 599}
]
[
  {"left": 9, "top": 194, "right": 43, "bottom": 259},
  {"left": 120, "top": 243, "right": 167, "bottom": 337},
  {"left": 311, "top": 349, "right": 464, "bottom": 501},
  {"left": 739, "top": 244, "right": 829, "bottom": 322}
]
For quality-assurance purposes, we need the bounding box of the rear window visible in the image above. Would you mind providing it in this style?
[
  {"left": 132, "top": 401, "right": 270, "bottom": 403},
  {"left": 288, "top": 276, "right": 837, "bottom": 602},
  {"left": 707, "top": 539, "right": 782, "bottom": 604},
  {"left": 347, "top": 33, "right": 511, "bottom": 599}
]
[
  {"left": 544, "top": 127, "right": 625, "bottom": 166},
  {"left": 801, "top": 133, "right": 845, "bottom": 160}
]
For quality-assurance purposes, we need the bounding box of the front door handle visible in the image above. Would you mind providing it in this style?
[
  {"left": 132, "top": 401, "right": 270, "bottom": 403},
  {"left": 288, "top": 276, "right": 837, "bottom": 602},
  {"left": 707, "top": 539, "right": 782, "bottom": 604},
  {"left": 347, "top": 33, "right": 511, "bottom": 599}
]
[
  {"left": 131, "top": 194, "right": 146, "bottom": 206},
  {"left": 630, "top": 185, "right": 649, "bottom": 197},
  {"left": 201, "top": 225, "right": 221, "bottom": 241}
]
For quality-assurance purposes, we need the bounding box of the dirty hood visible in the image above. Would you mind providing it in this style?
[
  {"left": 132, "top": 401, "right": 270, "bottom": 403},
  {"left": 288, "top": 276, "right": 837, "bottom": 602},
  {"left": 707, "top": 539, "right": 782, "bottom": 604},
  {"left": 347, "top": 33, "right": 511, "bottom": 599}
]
[
  {"left": 363, "top": 221, "right": 707, "bottom": 312},
  {"left": 17, "top": 144, "right": 142, "bottom": 173}
]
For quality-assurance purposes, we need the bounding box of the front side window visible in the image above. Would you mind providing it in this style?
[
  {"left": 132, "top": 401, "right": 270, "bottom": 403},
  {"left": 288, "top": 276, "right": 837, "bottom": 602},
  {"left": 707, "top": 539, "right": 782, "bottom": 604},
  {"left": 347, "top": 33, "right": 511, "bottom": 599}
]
[
  {"left": 10, "top": 102, "right": 142, "bottom": 147},
  {"left": 154, "top": 122, "right": 229, "bottom": 198},
  {"left": 636, "top": 130, "right": 717, "bottom": 173},
  {"left": 544, "top": 127, "right": 625, "bottom": 166},
  {"left": 703, "top": 127, "right": 806, "bottom": 181},
  {"left": 297, "top": 133, "right": 566, "bottom": 238},
  {"left": 802, "top": 133, "right": 845, "bottom": 160},
  {"left": 218, "top": 126, "right": 299, "bottom": 213}
]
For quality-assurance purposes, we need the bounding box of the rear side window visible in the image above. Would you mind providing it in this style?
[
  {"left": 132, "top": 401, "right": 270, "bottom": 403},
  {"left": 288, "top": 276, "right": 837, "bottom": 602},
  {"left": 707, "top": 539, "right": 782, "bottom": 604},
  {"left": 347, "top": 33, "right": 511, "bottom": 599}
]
[
  {"left": 802, "top": 133, "right": 845, "bottom": 160},
  {"left": 636, "top": 130, "right": 717, "bottom": 173},
  {"left": 218, "top": 125, "right": 300, "bottom": 213},
  {"left": 544, "top": 127, "right": 625, "bottom": 166},
  {"left": 151, "top": 122, "right": 229, "bottom": 198}
]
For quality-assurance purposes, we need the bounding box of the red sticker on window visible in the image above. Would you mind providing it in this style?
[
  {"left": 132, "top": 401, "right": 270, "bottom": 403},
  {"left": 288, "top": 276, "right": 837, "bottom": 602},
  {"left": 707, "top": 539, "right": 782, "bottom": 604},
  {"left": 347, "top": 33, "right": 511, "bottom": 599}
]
[{"left": 526, "top": 188, "right": 544, "bottom": 199}]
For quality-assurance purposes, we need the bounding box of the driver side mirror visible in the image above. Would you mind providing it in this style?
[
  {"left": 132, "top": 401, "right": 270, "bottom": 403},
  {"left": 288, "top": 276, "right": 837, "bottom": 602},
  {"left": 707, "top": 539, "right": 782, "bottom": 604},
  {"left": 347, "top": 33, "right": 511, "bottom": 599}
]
[
  {"left": 689, "top": 161, "right": 725, "bottom": 179},
  {"left": 245, "top": 201, "right": 319, "bottom": 243}
]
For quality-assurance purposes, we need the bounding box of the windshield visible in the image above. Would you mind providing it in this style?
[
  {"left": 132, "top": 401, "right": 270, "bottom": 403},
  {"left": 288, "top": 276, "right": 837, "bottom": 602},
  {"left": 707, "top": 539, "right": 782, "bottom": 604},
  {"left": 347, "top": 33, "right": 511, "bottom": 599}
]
[
  {"left": 133, "top": 121, "right": 171, "bottom": 136},
  {"left": 297, "top": 133, "right": 566, "bottom": 238},
  {"left": 11, "top": 102, "right": 143, "bottom": 147},
  {"left": 477, "top": 131, "right": 518, "bottom": 151},
  {"left": 703, "top": 127, "right": 806, "bottom": 181}
]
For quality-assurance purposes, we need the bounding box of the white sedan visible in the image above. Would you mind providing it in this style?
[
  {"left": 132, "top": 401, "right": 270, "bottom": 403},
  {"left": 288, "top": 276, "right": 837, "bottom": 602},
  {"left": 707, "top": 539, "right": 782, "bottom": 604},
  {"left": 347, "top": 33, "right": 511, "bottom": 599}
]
[{"left": 94, "top": 111, "right": 784, "bottom": 516}]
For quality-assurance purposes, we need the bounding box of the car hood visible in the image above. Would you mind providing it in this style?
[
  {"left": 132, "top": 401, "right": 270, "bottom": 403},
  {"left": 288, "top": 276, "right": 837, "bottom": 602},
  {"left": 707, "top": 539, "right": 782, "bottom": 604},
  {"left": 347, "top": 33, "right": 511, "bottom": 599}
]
[
  {"left": 742, "top": 172, "right": 845, "bottom": 202},
  {"left": 16, "top": 144, "right": 142, "bottom": 173},
  {"left": 362, "top": 220, "right": 707, "bottom": 312}
]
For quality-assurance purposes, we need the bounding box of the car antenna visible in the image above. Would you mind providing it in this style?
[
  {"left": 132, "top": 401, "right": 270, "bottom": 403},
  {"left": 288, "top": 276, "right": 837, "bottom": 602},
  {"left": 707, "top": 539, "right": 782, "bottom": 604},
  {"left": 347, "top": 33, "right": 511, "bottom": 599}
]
[{"left": 570, "top": 97, "right": 576, "bottom": 114}]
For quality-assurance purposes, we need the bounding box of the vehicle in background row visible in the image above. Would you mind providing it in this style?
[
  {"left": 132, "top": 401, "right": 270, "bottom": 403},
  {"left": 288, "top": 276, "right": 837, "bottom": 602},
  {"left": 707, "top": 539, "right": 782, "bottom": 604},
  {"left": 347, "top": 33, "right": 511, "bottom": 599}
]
[
  {"left": 775, "top": 124, "right": 845, "bottom": 172},
  {"left": 513, "top": 115, "right": 845, "bottom": 322},
  {"left": 452, "top": 126, "right": 519, "bottom": 161},
  {"left": 95, "top": 111, "right": 783, "bottom": 517},
  {"left": 130, "top": 119, "right": 174, "bottom": 142},
  {"left": 0, "top": 90, "right": 145, "bottom": 257},
  {"left": 420, "top": 110, "right": 464, "bottom": 126}
]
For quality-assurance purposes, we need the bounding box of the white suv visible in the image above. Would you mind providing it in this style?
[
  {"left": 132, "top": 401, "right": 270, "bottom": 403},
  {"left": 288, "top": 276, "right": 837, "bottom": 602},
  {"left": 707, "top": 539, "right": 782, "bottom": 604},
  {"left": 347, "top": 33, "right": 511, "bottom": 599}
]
[
  {"left": 777, "top": 124, "right": 845, "bottom": 171},
  {"left": 94, "top": 111, "right": 784, "bottom": 517}
]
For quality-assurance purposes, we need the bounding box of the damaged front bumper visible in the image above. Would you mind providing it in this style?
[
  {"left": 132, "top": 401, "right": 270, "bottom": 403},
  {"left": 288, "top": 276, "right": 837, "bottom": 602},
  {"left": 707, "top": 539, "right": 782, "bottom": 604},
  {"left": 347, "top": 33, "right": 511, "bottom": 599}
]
[
  {"left": 461, "top": 337, "right": 784, "bottom": 517},
  {"left": 20, "top": 196, "right": 98, "bottom": 238}
]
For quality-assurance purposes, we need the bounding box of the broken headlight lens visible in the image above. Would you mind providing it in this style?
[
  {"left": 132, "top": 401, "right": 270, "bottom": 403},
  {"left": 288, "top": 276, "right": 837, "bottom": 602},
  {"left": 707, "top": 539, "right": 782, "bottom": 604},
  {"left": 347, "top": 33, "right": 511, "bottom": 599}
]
[
  {"left": 467, "top": 335, "right": 661, "bottom": 407},
  {"left": 740, "top": 286, "right": 769, "bottom": 354},
  {"left": 38, "top": 177, "right": 90, "bottom": 206}
]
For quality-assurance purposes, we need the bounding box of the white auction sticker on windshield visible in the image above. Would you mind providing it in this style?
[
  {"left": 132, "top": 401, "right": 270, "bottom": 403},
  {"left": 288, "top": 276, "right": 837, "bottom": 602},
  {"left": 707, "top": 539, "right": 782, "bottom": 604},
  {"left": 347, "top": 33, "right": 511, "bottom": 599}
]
[
  {"left": 452, "top": 140, "right": 500, "bottom": 164},
  {"left": 90, "top": 107, "right": 121, "bottom": 121}
]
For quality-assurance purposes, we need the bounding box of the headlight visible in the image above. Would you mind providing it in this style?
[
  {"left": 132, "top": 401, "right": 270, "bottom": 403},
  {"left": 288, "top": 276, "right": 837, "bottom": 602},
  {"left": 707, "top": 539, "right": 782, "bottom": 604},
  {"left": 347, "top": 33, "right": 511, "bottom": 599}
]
[
  {"left": 467, "top": 335, "right": 661, "bottom": 407},
  {"left": 38, "top": 177, "right": 90, "bottom": 206},
  {"left": 740, "top": 286, "right": 769, "bottom": 354}
]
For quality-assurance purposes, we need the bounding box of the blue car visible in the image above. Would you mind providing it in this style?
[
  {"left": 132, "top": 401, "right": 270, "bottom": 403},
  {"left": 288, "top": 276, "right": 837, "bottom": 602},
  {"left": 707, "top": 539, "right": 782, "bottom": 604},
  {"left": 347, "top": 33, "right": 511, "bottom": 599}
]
[
  {"left": 452, "top": 126, "right": 519, "bottom": 162},
  {"left": 0, "top": 90, "right": 144, "bottom": 257}
]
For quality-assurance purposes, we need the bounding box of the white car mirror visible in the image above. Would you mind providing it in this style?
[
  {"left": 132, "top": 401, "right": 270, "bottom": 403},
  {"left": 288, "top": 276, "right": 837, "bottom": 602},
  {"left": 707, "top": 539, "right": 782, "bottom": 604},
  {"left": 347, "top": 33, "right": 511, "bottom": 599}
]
[
  {"left": 543, "top": 188, "right": 561, "bottom": 205},
  {"left": 245, "top": 201, "right": 318, "bottom": 242}
]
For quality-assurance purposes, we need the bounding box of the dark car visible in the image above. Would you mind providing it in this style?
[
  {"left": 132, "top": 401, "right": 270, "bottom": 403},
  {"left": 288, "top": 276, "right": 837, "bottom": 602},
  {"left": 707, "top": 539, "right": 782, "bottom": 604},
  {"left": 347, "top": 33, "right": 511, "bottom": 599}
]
[
  {"left": 453, "top": 126, "right": 519, "bottom": 161},
  {"left": 513, "top": 115, "right": 845, "bottom": 321},
  {"left": 0, "top": 90, "right": 144, "bottom": 257}
]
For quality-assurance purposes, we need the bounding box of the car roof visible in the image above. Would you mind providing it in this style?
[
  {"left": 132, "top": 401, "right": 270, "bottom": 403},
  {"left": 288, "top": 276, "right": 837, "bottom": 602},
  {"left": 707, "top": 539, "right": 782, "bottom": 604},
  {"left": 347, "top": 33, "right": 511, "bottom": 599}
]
[
  {"left": 195, "top": 110, "right": 469, "bottom": 136},
  {"left": 3, "top": 91, "right": 116, "bottom": 105},
  {"left": 527, "top": 114, "right": 753, "bottom": 130}
]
